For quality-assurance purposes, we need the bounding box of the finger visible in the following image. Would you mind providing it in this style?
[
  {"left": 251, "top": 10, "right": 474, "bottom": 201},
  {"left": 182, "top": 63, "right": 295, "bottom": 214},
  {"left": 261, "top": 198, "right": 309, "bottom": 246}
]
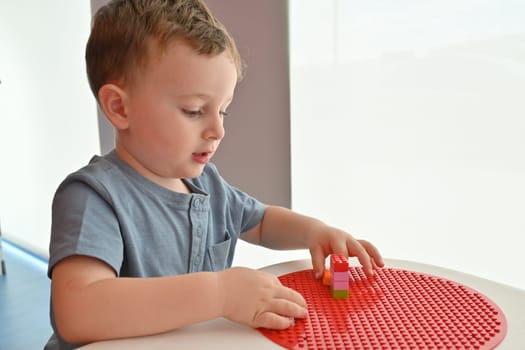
[
  {"left": 371, "top": 259, "right": 378, "bottom": 270},
  {"left": 253, "top": 312, "right": 296, "bottom": 330},
  {"left": 309, "top": 245, "right": 327, "bottom": 279},
  {"left": 359, "top": 240, "right": 385, "bottom": 268},
  {"left": 346, "top": 239, "right": 374, "bottom": 277},
  {"left": 266, "top": 297, "right": 308, "bottom": 320},
  {"left": 274, "top": 286, "right": 307, "bottom": 308},
  {"left": 331, "top": 238, "right": 349, "bottom": 257}
]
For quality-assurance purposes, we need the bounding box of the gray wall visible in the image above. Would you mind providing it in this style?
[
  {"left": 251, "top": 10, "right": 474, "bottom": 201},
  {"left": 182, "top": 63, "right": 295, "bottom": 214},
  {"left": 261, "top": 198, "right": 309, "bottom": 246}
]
[
  {"left": 92, "top": 0, "right": 291, "bottom": 207},
  {"left": 91, "top": 0, "right": 116, "bottom": 154}
]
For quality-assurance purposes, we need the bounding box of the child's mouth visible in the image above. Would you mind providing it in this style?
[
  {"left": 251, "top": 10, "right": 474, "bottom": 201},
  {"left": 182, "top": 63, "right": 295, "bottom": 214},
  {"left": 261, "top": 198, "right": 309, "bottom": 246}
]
[{"left": 192, "top": 152, "right": 212, "bottom": 164}]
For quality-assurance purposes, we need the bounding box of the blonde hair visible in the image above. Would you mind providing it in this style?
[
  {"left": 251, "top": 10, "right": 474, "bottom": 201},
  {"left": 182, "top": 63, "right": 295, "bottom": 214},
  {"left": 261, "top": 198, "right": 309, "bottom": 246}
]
[{"left": 86, "top": 0, "right": 242, "bottom": 100}]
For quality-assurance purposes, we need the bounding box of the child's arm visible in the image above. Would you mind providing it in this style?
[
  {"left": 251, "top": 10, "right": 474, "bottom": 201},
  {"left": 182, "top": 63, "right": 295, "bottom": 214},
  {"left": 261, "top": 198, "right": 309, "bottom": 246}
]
[
  {"left": 241, "top": 205, "right": 384, "bottom": 279},
  {"left": 52, "top": 255, "right": 307, "bottom": 344}
]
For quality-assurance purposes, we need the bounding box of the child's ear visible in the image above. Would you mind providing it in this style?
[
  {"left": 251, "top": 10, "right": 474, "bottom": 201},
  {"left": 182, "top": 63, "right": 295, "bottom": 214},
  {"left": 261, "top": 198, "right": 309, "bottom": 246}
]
[{"left": 98, "top": 83, "right": 129, "bottom": 130}]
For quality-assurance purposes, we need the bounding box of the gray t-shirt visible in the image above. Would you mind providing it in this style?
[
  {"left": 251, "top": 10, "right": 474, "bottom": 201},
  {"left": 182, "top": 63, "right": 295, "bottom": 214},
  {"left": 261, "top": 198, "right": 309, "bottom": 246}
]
[{"left": 45, "top": 151, "right": 266, "bottom": 350}]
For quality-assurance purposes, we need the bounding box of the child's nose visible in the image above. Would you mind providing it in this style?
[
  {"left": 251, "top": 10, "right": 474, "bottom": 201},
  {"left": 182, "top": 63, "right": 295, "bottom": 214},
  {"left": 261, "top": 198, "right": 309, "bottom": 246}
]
[{"left": 203, "top": 113, "right": 225, "bottom": 140}]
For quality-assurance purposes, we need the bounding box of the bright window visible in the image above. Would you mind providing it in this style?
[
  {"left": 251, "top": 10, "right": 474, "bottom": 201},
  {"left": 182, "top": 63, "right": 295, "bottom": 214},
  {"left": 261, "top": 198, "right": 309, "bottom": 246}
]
[{"left": 290, "top": 0, "right": 525, "bottom": 289}]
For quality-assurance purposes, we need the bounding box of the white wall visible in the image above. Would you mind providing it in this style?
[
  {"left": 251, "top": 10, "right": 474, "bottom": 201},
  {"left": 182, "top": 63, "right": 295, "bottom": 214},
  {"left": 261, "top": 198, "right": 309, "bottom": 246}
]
[
  {"left": 290, "top": 0, "right": 525, "bottom": 289},
  {"left": 0, "top": 2, "right": 99, "bottom": 256}
]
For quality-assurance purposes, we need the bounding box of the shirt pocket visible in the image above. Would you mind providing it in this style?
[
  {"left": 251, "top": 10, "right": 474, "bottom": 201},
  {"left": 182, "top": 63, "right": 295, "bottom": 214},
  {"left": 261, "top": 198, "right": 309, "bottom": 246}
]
[{"left": 204, "top": 231, "right": 232, "bottom": 271}]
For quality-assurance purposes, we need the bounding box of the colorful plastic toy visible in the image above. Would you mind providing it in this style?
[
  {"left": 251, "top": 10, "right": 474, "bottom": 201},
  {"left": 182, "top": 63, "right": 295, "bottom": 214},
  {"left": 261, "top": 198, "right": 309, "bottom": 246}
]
[
  {"left": 259, "top": 267, "right": 507, "bottom": 350},
  {"left": 329, "top": 253, "right": 349, "bottom": 298}
]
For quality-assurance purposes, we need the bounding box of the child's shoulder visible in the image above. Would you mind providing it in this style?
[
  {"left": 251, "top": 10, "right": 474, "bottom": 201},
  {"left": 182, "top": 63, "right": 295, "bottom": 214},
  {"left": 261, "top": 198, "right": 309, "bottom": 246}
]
[
  {"left": 65, "top": 152, "right": 119, "bottom": 182},
  {"left": 56, "top": 151, "right": 128, "bottom": 196}
]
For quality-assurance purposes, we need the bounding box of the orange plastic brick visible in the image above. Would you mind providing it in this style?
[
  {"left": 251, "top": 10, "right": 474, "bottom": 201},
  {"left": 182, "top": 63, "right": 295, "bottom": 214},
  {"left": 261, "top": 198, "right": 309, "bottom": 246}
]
[
  {"left": 258, "top": 267, "right": 507, "bottom": 350},
  {"left": 322, "top": 269, "right": 331, "bottom": 286}
]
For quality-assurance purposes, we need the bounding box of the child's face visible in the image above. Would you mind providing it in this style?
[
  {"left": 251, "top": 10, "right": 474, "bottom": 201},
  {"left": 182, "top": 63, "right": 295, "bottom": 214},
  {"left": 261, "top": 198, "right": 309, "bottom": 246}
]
[{"left": 118, "top": 38, "right": 238, "bottom": 184}]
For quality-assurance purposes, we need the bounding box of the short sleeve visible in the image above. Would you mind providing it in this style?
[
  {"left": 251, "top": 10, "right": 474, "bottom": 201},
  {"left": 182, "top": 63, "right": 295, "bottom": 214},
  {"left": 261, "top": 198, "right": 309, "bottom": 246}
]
[
  {"left": 48, "top": 179, "right": 124, "bottom": 278},
  {"left": 224, "top": 181, "right": 266, "bottom": 234}
]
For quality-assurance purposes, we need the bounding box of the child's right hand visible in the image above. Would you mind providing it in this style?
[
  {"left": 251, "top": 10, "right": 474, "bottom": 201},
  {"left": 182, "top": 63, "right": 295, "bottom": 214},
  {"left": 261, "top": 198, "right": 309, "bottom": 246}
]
[{"left": 217, "top": 267, "right": 307, "bottom": 329}]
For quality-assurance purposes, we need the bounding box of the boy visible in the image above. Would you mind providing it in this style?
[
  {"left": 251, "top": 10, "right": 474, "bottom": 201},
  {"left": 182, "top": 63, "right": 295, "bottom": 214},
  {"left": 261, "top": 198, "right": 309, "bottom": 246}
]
[{"left": 45, "top": 0, "right": 384, "bottom": 349}]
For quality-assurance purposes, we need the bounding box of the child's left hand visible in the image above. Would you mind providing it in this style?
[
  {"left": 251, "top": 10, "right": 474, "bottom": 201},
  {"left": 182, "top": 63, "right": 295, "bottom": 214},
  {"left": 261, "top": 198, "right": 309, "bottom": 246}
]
[
  {"left": 308, "top": 225, "right": 384, "bottom": 279},
  {"left": 242, "top": 206, "right": 384, "bottom": 279}
]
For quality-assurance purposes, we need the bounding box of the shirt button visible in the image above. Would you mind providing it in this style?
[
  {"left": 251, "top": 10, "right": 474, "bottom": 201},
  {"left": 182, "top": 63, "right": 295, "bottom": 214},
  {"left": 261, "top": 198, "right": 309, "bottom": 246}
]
[{"left": 193, "top": 198, "right": 202, "bottom": 209}]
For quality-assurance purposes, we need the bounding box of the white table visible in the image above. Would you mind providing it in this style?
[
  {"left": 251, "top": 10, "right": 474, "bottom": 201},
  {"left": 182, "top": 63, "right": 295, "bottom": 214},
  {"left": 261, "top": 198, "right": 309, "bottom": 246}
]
[{"left": 81, "top": 259, "right": 525, "bottom": 349}]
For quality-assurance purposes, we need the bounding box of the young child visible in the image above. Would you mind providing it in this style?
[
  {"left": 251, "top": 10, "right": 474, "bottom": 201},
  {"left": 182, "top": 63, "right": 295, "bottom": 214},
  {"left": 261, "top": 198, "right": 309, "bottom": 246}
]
[{"left": 45, "top": 1, "right": 384, "bottom": 349}]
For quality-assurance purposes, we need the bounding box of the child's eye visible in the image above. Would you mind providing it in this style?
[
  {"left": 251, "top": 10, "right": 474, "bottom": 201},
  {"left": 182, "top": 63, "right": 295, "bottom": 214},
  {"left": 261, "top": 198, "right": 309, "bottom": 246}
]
[
  {"left": 182, "top": 109, "right": 203, "bottom": 118},
  {"left": 220, "top": 111, "right": 229, "bottom": 118}
]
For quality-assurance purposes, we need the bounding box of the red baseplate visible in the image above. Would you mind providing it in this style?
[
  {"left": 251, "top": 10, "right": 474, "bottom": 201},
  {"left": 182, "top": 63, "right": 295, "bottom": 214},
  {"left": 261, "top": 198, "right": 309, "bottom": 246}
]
[{"left": 258, "top": 267, "right": 507, "bottom": 350}]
